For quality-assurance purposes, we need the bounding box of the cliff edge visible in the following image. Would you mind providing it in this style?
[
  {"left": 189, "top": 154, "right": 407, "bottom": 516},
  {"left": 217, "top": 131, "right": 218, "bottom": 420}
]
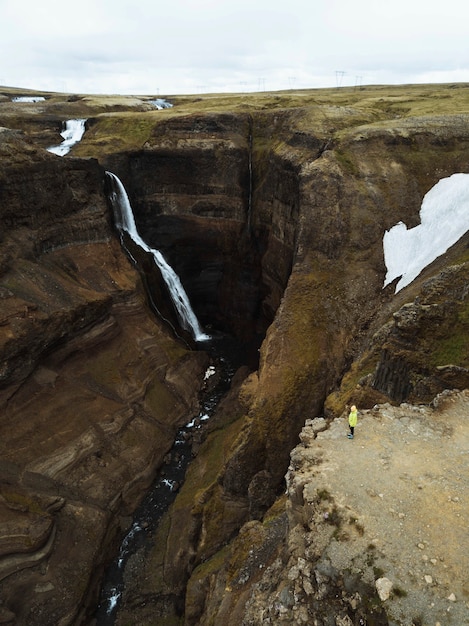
[{"left": 186, "top": 389, "right": 469, "bottom": 625}]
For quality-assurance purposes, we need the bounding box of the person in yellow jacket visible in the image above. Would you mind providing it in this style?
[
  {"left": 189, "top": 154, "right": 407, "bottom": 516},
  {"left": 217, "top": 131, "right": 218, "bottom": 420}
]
[{"left": 348, "top": 405, "right": 358, "bottom": 439}]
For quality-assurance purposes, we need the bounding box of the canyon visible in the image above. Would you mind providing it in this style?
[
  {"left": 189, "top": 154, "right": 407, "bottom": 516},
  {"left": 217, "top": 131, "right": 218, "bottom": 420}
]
[{"left": 0, "top": 83, "right": 468, "bottom": 625}]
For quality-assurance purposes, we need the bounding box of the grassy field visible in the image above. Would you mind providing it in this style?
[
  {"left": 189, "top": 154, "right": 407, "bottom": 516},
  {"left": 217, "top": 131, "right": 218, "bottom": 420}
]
[{"left": 2, "top": 81, "right": 469, "bottom": 118}]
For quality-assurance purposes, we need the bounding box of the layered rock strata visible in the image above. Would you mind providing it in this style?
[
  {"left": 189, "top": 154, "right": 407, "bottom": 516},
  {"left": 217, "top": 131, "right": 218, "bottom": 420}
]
[
  {"left": 107, "top": 104, "right": 469, "bottom": 623},
  {"left": 0, "top": 129, "right": 207, "bottom": 624}
]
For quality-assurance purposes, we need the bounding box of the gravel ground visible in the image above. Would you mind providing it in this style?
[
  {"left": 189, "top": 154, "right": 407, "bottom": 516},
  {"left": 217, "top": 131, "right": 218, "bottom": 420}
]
[{"left": 304, "top": 389, "right": 469, "bottom": 625}]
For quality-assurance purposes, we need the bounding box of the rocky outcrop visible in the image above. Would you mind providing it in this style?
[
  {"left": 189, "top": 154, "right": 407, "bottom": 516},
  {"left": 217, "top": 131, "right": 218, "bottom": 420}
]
[
  {"left": 371, "top": 259, "right": 469, "bottom": 402},
  {"left": 325, "top": 237, "right": 469, "bottom": 414},
  {"left": 185, "top": 389, "right": 469, "bottom": 625}
]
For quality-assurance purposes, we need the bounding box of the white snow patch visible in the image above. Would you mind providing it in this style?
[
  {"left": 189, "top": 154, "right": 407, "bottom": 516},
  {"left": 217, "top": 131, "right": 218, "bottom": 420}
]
[{"left": 383, "top": 173, "right": 469, "bottom": 292}]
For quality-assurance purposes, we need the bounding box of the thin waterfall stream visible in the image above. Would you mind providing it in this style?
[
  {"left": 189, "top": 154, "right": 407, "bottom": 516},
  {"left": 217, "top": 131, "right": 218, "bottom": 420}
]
[
  {"left": 247, "top": 120, "right": 253, "bottom": 233},
  {"left": 47, "top": 119, "right": 87, "bottom": 156},
  {"left": 106, "top": 172, "right": 210, "bottom": 342}
]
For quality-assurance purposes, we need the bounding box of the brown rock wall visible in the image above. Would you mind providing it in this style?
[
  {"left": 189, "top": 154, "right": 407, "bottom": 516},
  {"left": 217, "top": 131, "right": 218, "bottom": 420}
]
[
  {"left": 0, "top": 131, "right": 208, "bottom": 624},
  {"left": 171, "top": 110, "right": 469, "bottom": 625},
  {"left": 0, "top": 130, "right": 108, "bottom": 248},
  {"left": 109, "top": 113, "right": 301, "bottom": 344}
]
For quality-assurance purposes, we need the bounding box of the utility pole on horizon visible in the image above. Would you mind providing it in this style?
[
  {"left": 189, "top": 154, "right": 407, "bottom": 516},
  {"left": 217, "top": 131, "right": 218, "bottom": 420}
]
[{"left": 335, "top": 70, "right": 345, "bottom": 88}]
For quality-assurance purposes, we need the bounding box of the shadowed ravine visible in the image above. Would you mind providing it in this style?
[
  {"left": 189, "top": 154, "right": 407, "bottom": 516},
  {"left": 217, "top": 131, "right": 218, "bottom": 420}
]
[
  {"left": 92, "top": 177, "right": 254, "bottom": 623},
  {"left": 93, "top": 333, "right": 244, "bottom": 624}
]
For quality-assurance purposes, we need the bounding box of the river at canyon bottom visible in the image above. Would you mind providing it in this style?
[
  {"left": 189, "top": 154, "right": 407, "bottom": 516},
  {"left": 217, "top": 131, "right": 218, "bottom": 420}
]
[{"left": 91, "top": 331, "right": 254, "bottom": 625}]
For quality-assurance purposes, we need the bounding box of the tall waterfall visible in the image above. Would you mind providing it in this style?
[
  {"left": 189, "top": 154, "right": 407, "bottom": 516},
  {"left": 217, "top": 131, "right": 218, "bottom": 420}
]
[
  {"left": 47, "top": 119, "right": 87, "bottom": 156},
  {"left": 106, "top": 172, "right": 209, "bottom": 342}
]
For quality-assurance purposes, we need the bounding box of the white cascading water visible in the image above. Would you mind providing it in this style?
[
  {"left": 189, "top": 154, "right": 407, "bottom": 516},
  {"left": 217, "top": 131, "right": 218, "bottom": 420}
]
[
  {"left": 149, "top": 98, "right": 173, "bottom": 110},
  {"left": 12, "top": 96, "right": 46, "bottom": 102},
  {"left": 47, "top": 119, "right": 87, "bottom": 156},
  {"left": 106, "top": 172, "right": 210, "bottom": 342}
]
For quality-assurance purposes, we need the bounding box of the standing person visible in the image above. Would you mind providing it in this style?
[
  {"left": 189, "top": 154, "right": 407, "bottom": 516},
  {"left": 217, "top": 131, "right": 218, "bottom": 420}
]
[{"left": 348, "top": 405, "right": 358, "bottom": 439}]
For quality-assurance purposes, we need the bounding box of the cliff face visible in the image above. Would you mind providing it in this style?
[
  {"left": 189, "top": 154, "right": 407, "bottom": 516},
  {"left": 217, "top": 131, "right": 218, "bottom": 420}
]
[
  {"left": 185, "top": 389, "right": 469, "bottom": 626},
  {"left": 1, "top": 85, "right": 469, "bottom": 625},
  {"left": 102, "top": 98, "right": 469, "bottom": 624},
  {"left": 0, "top": 127, "right": 207, "bottom": 624}
]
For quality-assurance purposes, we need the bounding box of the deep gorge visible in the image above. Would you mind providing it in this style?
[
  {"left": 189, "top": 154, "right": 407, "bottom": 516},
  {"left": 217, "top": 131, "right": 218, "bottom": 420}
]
[
  {"left": 90, "top": 125, "right": 304, "bottom": 624},
  {"left": 104, "top": 113, "right": 301, "bottom": 348},
  {"left": 1, "top": 85, "right": 469, "bottom": 625}
]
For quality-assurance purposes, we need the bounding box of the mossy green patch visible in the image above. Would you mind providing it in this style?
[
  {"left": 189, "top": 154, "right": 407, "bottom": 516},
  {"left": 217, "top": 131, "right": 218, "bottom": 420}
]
[
  {"left": 145, "top": 377, "right": 179, "bottom": 420},
  {"left": 427, "top": 297, "right": 469, "bottom": 368},
  {"left": 317, "top": 488, "right": 332, "bottom": 502},
  {"left": 1, "top": 490, "right": 45, "bottom": 515},
  {"left": 75, "top": 112, "right": 158, "bottom": 158},
  {"left": 335, "top": 148, "right": 360, "bottom": 175},
  {"left": 174, "top": 414, "right": 247, "bottom": 512},
  {"left": 325, "top": 351, "right": 380, "bottom": 415},
  {"left": 430, "top": 333, "right": 469, "bottom": 368},
  {"left": 190, "top": 543, "right": 230, "bottom": 582},
  {"left": 263, "top": 493, "right": 287, "bottom": 522}
]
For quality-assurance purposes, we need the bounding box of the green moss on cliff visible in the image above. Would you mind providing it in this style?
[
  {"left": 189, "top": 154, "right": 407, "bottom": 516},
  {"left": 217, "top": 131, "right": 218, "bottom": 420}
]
[
  {"left": 177, "top": 416, "right": 247, "bottom": 512},
  {"left": 184, "top": 496, "right": 287, "bottom": 623},
  {"left": 1, "top": 489, "right": 45, "bottom": 516},
  {"left": 248, "top": 269, "right": 349, "bottom": 466},
  {"left": 325, "top": 352, "right": 382, "bottom": 415},
  {"left": 430, "top": 321, "right": 469, "bottom": 367},
  {"left": 433, "top": 336, "right": 469, "bottom": 367},
  {"left": 75, "top": 112, "right": 158, "bottom": 157},
  {"left": 335, "top": 148, "right": 360, "bottom": 175}
]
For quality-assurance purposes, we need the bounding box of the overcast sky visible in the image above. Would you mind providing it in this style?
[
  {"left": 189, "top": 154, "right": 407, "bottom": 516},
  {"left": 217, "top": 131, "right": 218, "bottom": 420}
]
[{"left": 1, "top": 0, "right": 468, "bottom": 96}]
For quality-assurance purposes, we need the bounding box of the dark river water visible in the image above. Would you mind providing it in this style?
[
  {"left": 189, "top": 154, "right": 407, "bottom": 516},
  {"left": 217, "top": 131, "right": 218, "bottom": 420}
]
[{"left": 92, "top": 331, "right": 250, "bottom": 625}]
